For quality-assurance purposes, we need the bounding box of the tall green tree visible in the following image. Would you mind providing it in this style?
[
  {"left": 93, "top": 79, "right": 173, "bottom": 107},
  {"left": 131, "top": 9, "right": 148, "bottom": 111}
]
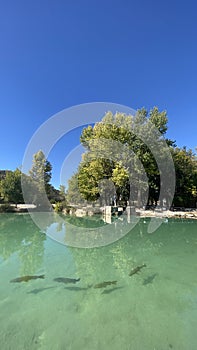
[
  {"left": 59, "top": 185, "right": 66, "bottom": 199},
  {"left": 29, "top": 150, "right": 52, "bottom": 193},
  {"left": 78, "top": 107, "right": 170, "bottom": 206},
  {"left": 66, "top": 173, "right": 87, "bottom": 205},
  {"left": 28, "top": 150, "right": 52, "bottom": 206},
  {"left": 171, "top": 147, "right": 197, "bottom": 207}
]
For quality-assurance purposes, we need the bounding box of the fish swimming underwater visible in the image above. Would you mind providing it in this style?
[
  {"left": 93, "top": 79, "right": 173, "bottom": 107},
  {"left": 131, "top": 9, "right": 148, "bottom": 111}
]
[
  {"left": 10, "top": 275, "right": 45, "bottom": 283},
  {"left": 53, "top": 277, "right": 80, "bottom": 284},
  {"left": 129, "top": 264, "right": 146, "bottom": 277},
  {"left": 142, "top": 273, "right": 157, "bottom": 286},
  {"left": 94, "top": 281, "right": 117, "bottom": 289}
]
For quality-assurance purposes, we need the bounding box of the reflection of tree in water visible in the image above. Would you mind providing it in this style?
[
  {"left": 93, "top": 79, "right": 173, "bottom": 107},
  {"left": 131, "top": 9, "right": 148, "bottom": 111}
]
[
  {"left": 109, "top": 240, "right": 135, "bottom": 279},
  {"left": 69, "top": 245, "right": 112, "bottom": 286},
  {"left": 68, "top": 228, "right": 137, "bottom": 282},
  {"left": 68, "top": 244, "right": 119, "bottom": 312},
  {"left": 0, "top": 214, "right": 45, "bottom": 274},
  {"left": 18, "top": 231, "right": 45, "bottom": 276},
  {"left": 65, "top": 215, "right": 106, "bottom": 228},
  {"left": 64, "top": 219, "right": 140, "bottom": 281},
  {"left": 56, "top": 221, "right": 64, "bottom": 232}
]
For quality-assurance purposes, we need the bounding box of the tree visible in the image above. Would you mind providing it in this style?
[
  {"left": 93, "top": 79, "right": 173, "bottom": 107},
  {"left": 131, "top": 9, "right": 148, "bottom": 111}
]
[
  {"left": 171, "top": 147, "right": 197, "bottom": 207},
  {"left": 59, "top": 185, "right": 66, "bottom": 199},
  {"left": 29, "top": 150, "right": 52, "bottom": 193},
  {"left": 77, "top": 107, "right": 171, "bottom": 206},
  {"left": 28, "top": 150, "right": 52, "bottom": 207},
  {"left": 66, "top": 173, "right": 87, "bottom": 205},
  {"left": 0, "top": 169, "right": 24, "bottom": 206}
]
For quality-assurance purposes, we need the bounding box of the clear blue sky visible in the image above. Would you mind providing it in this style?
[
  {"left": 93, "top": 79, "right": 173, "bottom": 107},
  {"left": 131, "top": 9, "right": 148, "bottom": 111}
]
[{"left": 1, "top": 0, "right": 197, "bottom": 188}]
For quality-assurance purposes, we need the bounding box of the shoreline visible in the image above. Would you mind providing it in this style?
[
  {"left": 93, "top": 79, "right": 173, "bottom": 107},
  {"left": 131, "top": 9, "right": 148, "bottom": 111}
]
[
  {"left": 135, "top": 208, "right": 197, "bottom": 220},
  {"left": 0, "top": 203, "right": 197, "bottom": 220}
]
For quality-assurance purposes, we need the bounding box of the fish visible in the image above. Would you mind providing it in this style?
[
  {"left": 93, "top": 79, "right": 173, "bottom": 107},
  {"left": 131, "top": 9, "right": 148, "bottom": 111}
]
[
  {"left": 53, "top": 277, "right": 80, "bottom": 284},
  {"left": 129, "top": 264, "right": 146, "bottom": 276},
  {"left": 10, "top": 275, "right": 45, "bottom": 283},
  {"left": 94, "top": 281, "right": 117, "bottom": 289},
  {"left": 143, "top": 273, "right": 157, "bottom": 285}
]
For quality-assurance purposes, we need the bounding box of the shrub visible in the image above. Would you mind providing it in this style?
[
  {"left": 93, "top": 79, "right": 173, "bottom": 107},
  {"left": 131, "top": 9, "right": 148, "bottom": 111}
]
[{"left": 0, "top": 204, "right": 15, "bottom": 212}]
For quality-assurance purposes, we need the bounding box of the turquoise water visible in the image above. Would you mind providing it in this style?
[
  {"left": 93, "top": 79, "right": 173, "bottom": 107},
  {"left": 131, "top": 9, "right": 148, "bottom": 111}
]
[{"left": 0, "top": 213, "right": 197, "bottom": 350}]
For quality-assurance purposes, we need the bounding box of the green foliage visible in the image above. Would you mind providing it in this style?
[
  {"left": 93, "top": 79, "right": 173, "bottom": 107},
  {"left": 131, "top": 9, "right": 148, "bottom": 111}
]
[
  {"left": 29, "top": 150, "right": 52, "bottom": 194},
  {"left": 171, "top": 147, "right": 197, "bottom": 207},
  {"left": 0, "top": 203, "right": 15, "bottom": 212},
  {"left": 47, "top": 185, "right": 63, "bottom": 203},
  {"left": 71, "top": 107, "right": 197, "bottom": 208},
  {"left": 112, "top": 163, "right": 129, "bottom": 187},
  {"left": 0, "top": 169, "right": 24, "bottom": 205},
  {"left": 149, "top": 107, "right": 168, "bottom": 134},
  {"left": 27, "top": 150, "right": 53, "bottom": 207},
  {"left": 80, "top": 125, "right": 94, "bottom": 149},
  {"left": 54, "top": 201, "right": 65, "bottom": 212},
  {"left": 66, "top": 173, "right": 87, "bottom": 205},
  {"left": 59, "top": 185, "right": 66, "bottom": 199},
  {"left": 77, "top": 108, "right": 170, "bottom": 205}
]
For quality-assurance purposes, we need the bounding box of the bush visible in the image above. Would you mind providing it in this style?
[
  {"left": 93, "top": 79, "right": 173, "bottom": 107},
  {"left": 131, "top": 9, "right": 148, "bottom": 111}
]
[
  {"left": 0, "top": 204, "right": 15, "bottom": 212},
  {"left": 54, "top": 201, "right": 67, "bottom": 212}
]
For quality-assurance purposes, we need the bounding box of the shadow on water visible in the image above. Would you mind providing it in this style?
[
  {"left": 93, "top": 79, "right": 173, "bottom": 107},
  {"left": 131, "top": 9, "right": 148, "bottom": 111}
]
[
  {"left": 27, "top": 286, "right": 56, "bottom": 294},
  {"left": 101, "top": 286, "right": 124, "bottom": 294},
  {"left": 64, "top": 286, "right": 92, "bottom": 291},
  {"left": 142, "top": 273, "right": 158, "bottom": 285}
]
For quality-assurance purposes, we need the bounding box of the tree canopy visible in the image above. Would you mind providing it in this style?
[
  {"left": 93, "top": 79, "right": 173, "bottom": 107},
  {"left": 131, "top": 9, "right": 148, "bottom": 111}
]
[
  {"left": 77, "top": 107, "right": 171, "bottom": 206},
  {"left": 0, "top": 168, "right": 23, "bottom": 206},
  {"left": 29, "top": 150, "right": 52, "bottom": 194},
  {"left": 1, "top": 108, "right": 197, "bottom": 210},
  {"left": 66, "top": 107, "right": 197, "bottom": 208},
  {"left": 171, "top": 147, "right": 197, "bottom": 207}
]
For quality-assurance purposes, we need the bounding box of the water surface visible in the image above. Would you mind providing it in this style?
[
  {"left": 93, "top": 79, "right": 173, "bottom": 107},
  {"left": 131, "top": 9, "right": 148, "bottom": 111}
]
[{"left": 0, "top": 213, "right": 197, "bottom": 350}]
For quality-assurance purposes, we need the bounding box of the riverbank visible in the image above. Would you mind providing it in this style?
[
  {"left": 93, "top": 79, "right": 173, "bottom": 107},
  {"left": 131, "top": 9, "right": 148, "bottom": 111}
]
[
  {"left": 1, "top": 203, "right": 197, "bottom": 220},
  {"left": 136, "top": 208, "right": 197, "bottom": 219}
]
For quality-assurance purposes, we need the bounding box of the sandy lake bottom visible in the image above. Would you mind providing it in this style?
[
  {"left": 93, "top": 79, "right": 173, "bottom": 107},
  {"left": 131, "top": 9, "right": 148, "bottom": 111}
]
[{"left": 0, "top": 213, "right": 197, "bottom": 350}]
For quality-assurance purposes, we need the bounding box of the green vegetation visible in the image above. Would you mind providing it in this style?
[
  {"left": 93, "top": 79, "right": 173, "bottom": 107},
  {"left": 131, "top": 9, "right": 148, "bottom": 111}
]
[
  {"left": 0, "top": 203, "right": 15, "bottom": 213},
  {"left": 0, "top": 150, "right": 63, "bottom": 210},
  {"left": 67, "top": 107, "right": 197, "bottom": 209},
  {"left": 0, "top": 169, "right": 23, "bottom": 207},
  {"left": 0, "top": 108, "right": 197, "bottom": 211},
  {"left": 76, "top": 107, "right": 172, "bottom": 206},
  {"left": 23, "top": 150, "right": 53, "bottom": 208},
  {"left": 172, "top": 147, "right": 197, "bottom": 207},
  {"left": 29, "top": 150, "right": 52, "bottom": 196}
]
